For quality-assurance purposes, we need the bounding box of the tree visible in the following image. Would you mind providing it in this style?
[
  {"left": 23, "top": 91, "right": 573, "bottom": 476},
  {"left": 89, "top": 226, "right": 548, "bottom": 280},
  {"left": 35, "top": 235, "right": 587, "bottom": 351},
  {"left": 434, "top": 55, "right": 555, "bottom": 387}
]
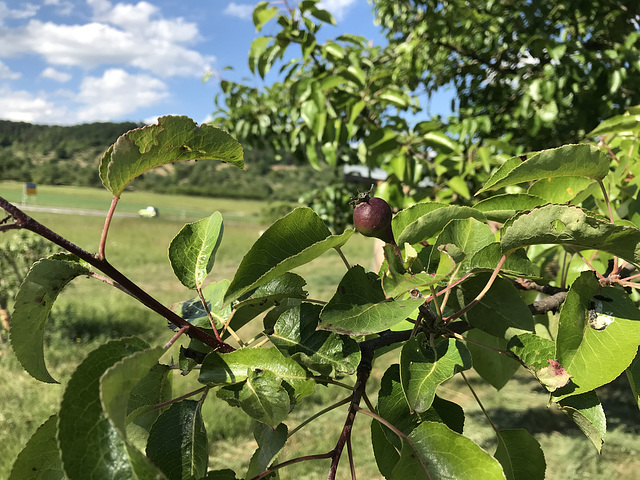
[
  {"left": 2, "top": 108, "right": 640, "bottom": 479},
  {"left": 214, "top": 0, "right": 640, "bottom": 220},
  {"left": 374, "top": 0, "right": 640, "bottom": 148}
]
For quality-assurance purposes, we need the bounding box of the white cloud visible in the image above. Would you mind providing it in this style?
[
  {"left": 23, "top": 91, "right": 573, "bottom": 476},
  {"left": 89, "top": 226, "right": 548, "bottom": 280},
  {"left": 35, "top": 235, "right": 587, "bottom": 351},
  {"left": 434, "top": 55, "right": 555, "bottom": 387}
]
[
  {"left": 319, "top": 0, "right": 357, "bottom": 22},
  {"left": 0, "top": 69, "right": 168, "bottom": 124},
  {"left": 41, "top": 67, "right": 71, "bottom": 82},
  {"left": 0, "top": 2, "right": 39, "bottom": 23},
  {"left": 0, "top": 86, "right": 65, "bottom": 123},
  {"left": 0, "top": 60, "right": 20, "bottom": 79},
  {"left": 223, "top": 2, "right": 254, "bottom": 20},
  {"left": 75, "top": 68, "right": 169, "bottom": 122},
  {"left": 0, "top": 1, "right": 214, "bottom": 77}
]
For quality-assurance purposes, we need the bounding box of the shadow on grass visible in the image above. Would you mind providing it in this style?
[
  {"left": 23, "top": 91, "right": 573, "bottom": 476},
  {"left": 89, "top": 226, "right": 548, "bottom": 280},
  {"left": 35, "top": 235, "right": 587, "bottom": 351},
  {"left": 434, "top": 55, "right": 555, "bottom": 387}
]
[
  {"left": 46, "top": 302, "right": 168, "bottom": 345},
  {"left": 472, "top": 373, "right": 639, "bottom": 436}
]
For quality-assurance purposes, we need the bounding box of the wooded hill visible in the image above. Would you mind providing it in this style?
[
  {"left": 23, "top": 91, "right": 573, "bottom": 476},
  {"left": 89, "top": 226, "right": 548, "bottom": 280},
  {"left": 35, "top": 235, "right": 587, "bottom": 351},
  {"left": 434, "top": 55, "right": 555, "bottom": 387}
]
[{"left": 0, "top": 120, "right": 329, "bottom": 202}]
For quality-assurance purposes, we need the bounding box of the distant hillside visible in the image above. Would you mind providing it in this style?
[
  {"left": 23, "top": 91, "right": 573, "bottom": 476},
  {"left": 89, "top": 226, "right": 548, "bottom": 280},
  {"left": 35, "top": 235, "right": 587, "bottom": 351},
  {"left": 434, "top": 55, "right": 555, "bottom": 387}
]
[
  {"left": 0, "top": 120, "right": 331, "bottom": 202},
  {"left": 0, "top": 120, "right": 140, "bottom": 187}
]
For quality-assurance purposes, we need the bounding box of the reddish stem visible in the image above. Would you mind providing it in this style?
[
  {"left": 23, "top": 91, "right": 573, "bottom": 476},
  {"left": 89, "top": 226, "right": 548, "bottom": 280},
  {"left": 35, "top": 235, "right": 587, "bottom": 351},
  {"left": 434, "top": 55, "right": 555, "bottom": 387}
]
[
  {"left": 249, "top": 452, "right": 334, "bottom": 480},
  {"left": 446, "top": 254, "right": 507, "bottom": 322},
  {"left": 154, "top": 386, "right": 208, "bottom": 410},
  {"left": 164, "top": 325, "right": 189, "bottom": 348},
  {"left": 99, "top": 195, "right": 119, "bottom": 259},
  {"left": 196, "top": 285, "right": 223, "bottom": 342}
]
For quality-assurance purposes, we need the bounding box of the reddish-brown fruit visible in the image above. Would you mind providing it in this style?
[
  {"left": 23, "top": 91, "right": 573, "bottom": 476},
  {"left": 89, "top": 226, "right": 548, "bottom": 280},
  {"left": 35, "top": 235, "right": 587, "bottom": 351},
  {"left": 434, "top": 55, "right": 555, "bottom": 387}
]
[{"left": 352, "top": 194, "right": 395, "bottom": 244}]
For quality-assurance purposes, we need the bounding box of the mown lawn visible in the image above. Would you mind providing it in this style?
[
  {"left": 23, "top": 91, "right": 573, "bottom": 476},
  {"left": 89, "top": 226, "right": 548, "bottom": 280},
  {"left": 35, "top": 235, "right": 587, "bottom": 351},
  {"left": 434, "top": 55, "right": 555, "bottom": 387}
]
[{"left": 1, "top": 185, "right": 638, "bottom": 479}]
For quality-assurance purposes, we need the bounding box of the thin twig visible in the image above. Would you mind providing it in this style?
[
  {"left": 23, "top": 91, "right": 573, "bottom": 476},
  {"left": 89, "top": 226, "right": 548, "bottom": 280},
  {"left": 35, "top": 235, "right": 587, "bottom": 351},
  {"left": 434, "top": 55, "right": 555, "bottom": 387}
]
[
  {"left": 88, "top": 272, "right": 138, "bottom": 298},
  {"left": 597, "top": 179, "right": 618, "bottom": 274},
  {"left": 446, "top": 255, "right": 508, "bottom": 322},
  {"left": 461, "top": 371, "right": 498, "bottom": 433},
  {"left": 423, "top": 270, "right": 474, "bottom": 304},
  {"left": 164, "top": 325, "right": 189, "bottom": 348},
  {"left": 196, "top": 285, "right": 223, "bottom": 342},
  {"left": 99, "top": 195, "right": 119, "bottom": 260},
  {"left": 334, "top": 246, "right": 352, "bottom": 270},
  {"left": 447, "top": 331, "right": 507, "bottom": 354},
  {"left": 347, "top": 436, "right": 356, "bottom": 480},
  {"left": 573, "top": 249, "right": 605, "bottom": 279},
  {"left": 440, "top": 263, "right": 462, "bottom": 311},
  {"left": 288, "top": 396, "right": 353, "bottom": 438},
  {"left": 154, "top": 386, "right": 208, "bottom": 410},
  {"left": 249, "top": 452, "right": 334, "bottom": 480}
]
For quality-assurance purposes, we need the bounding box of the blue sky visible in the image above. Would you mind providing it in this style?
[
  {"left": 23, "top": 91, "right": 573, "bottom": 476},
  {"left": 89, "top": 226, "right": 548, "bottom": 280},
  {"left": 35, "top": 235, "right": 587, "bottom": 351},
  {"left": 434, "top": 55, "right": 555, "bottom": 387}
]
[{"left": 0, "top": 0, "right": 451, "bottom": 125}]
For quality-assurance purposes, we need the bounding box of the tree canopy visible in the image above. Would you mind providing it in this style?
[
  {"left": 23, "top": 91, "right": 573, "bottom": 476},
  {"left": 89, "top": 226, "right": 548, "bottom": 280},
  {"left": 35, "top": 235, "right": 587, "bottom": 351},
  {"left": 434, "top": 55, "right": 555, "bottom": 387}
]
[
  {"left": 375, "top": 0, "right": 640, "bottom": 148},
  {"left": 213, "top": 0, "right": 640, "bottom": 216}
]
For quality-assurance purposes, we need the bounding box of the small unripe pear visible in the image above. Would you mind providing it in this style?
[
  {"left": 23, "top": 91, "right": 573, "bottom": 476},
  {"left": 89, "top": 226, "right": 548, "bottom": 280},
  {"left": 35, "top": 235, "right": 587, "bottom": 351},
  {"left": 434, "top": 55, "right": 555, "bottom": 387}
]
[{"left": 352, "top": 193, "right": 395, "bottom": 244}]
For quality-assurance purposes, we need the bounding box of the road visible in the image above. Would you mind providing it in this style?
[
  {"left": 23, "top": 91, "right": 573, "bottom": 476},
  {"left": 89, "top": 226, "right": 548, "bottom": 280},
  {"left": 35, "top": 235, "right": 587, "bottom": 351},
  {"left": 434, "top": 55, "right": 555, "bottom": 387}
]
[{"left": 17, "top": 204, "right": 140, "bottom": 217}]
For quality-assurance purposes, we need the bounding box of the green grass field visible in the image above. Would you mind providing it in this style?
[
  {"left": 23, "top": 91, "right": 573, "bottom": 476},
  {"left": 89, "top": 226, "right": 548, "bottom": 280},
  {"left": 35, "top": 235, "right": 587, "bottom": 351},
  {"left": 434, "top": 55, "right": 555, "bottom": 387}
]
[{"left": 1, "top": 184, "right": 639, "bottom": 479}]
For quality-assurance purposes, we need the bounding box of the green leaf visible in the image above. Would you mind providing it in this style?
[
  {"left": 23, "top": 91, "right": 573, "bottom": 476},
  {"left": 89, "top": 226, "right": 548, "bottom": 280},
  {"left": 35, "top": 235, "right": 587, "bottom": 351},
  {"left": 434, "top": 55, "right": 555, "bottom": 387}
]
[
  {"left": 558, "top": 391, "right": 606, "bottom": 453},
  {"left": 627, "top": 355, "right": 640, "bottom": 409},
  {"left": 99, "top": 116, "right": 244, "bottom": 196},
  {"left": 269, "top": 302, "right": 361, "bottom": 375},
  {"left": 224, "top": 207, "right": 353, "bottom": 304},
  {"left": 501, "top": 204, "right": 640, "bottom": 265},
  {"left": 57, "top": 337, "right": 165, "bottom": 480},
  {"left": 376, "top": 88, "right": 410, "bottom": 108},
  {"left": 468, "top": 243, "right": 539, "bottom": 278},
  {"left": 169, "top": 212, "right": 223, "bottom": 289},
  {"left": 343, "top": 64, "right": 366, "bottom": 87},
  {"left": 146, "top": 401, "right": 208, "bottom": 480},
  {"left": 9, "top": 415, "right": 65, "bottom": 480},
  {"left": 507, "top": 333, "right": 555, "bottom": 371},
  {"left": 246, "top": 423, "right": 288, "bottom": 478},
  {"left": 171, "top": 280, "right": 231, "bottom": 331},
  {"left": 506, "top": 334, "right": 571, "bottom": 391},
  {"left": 371, "top": 419, "right": 400, "bottom": 478},
  {"left": 588, "top": 113, "right": 640, "bottom": 137},
  {"left": 126, "top": 364, "right": 172, "bottom": 452},
  {"left": 553, "top": 272, "right": 640, "bottom": 400},
  {"left": 228, "top": 273, "right": 308, "bottom": 333},
  {"left": 249, "top": 37, "right": 271, "bottom": 74},
  {"left": 422, "top": 131, "right": 460, "bottom": 153},
  {"left": 382, "top": 247, "right": 457, "bottom": 298},
  {"left": 466, "top": 329, "right": 520, "bottom": 390},
  {"left": 477, "top": 144, "right": 610, "bottom": 195},
  {"left": 400, "top": 336, "right": 472, "bottom": 413},
  {"left": 429, "top": 217, "right": 496, "bottom": 269},
  {"left": 318, "top": 265, "right": 424, "bottom": 335},
  {"left": 364, "top": 127, "right": 398, "bottom": 155},
  {"left": 448, "top": 175, "right": 471, "bottom": 199},
  {"left": 217, "top": 369, "right": 290, "bottom": 428},
  {"left": 527, "top": 176, "right": 596, "bottom": 203},
  {"left": 494, "top": 429, "right": 546, "bottom": 480},
  {"left": 310, "top": 7, "right": 335, "bottom": 25},
  {"left": 392, "top": 421, "right": 506, "bottom": 479},
  {"left": 253, "top": 2, "right": 278, "bottom": 31},
  {"left": 459, "top": 274, "right": 534, "bottom": 339},
  {"left": 100, "top": 346, "right": 169, "bottom": 478},
  {"left": 377, "top": 364, "right": 464, "bottom": 452},
  {"left": 393, "top": 203, "right": 486, "bottom": 247},
  {"left": 473, "top": 194, "right": 545, "bottom": 223},
  {"left": 10, "top": 255, "right": 90, "bottom": 383},
  {"left": 198, "top": 347, "right": 315, "bottom": 404}
]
